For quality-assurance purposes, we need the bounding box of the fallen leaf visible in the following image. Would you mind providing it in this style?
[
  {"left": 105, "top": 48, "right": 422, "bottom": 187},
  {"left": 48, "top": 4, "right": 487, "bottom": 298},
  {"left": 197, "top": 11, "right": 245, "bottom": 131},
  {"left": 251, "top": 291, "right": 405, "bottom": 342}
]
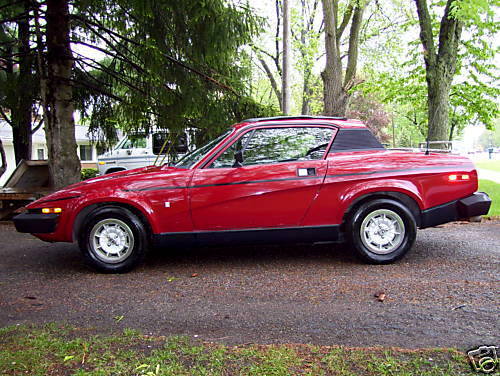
[{"left": 374, "top": 292, "right": 386, "bottom": 302}]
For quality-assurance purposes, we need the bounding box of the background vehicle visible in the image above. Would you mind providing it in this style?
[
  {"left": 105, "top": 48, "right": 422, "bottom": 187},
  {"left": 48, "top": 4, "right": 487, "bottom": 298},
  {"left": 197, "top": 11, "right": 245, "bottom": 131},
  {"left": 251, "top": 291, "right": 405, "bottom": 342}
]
[
  {"left": 97, "top": 131, "right": 191, "bottom": 175},
  {"left": 14, "top": 116, "right": 491, "bottom": 273}
]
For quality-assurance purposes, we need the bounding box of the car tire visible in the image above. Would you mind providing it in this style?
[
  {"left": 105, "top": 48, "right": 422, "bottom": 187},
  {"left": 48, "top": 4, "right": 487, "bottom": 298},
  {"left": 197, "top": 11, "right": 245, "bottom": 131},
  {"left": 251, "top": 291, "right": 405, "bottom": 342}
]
[
  {"left": 346, "top": 199, "right": 416, "bottom": 264},
  {"left": 78, "top": 206, "right": 148, "bottom": 273}
]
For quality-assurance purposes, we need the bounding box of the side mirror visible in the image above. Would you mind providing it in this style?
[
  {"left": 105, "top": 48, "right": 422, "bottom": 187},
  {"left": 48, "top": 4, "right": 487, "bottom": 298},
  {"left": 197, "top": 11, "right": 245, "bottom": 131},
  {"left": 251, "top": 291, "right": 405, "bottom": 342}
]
[{"left": 233, "top": 150, "right": 243, "bottom": 167}]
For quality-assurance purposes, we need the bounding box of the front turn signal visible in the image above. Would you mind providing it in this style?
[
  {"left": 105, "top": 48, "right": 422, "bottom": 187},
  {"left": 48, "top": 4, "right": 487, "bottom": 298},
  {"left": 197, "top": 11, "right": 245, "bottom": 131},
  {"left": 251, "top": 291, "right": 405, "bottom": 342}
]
[{"left": 41, "top": 208, "right": 62, "bottom": 214}]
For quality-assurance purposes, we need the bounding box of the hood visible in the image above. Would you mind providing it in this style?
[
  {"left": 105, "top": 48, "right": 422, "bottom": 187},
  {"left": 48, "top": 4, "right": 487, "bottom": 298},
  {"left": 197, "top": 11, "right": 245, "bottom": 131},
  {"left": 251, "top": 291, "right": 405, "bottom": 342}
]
[{"left": 28, "top": 165, "right": 185, "bottom": 207}]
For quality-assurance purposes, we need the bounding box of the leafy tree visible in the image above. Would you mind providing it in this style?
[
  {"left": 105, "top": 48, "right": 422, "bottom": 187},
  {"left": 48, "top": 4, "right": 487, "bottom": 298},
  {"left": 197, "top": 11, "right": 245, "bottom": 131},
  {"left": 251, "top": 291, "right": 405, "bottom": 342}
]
[{"left": 413, "top": 0, "right": 498, "bottom": 143}]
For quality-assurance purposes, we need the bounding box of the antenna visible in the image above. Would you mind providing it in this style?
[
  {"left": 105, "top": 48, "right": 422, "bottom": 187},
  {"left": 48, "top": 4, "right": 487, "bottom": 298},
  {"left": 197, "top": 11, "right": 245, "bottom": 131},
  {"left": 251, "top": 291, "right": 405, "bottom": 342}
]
[{"left": 425, "top": 138, "right": 430, "bottom": 155}]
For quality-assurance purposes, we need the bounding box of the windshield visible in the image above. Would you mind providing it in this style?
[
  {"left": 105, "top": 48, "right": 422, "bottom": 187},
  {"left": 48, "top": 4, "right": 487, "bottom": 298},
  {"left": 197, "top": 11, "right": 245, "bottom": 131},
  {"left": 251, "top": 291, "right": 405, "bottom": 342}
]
[
  {"left": 174, "top": 130, "right": 231, "bottom": 168},
  {"left": 115, "top": 134, "right": 147, "bottom": 150}
]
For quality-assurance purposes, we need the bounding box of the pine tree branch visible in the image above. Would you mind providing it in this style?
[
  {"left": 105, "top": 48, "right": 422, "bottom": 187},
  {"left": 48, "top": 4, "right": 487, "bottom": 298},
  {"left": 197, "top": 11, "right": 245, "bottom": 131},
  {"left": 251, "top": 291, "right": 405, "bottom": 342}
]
[
  {"left": 71, "top": 76, "right": 123, "bottom": 102},
  {"left": 161, "top": 53, "right": 238, "bottom": 96},
  {"left": 0, "top": 0, "right": 24, "bottom": 13},
  {"left": 74, "top": 54, "right": 147, "bottom": 95},
  {"left": 70, "top": 39, "right": 146, "bottom": 74},
  {"left": 73, "top": 17, "right": 144, "bottom": 68},
  {"left": 74, "top": 15, "right": 237, "bottom": 95}
]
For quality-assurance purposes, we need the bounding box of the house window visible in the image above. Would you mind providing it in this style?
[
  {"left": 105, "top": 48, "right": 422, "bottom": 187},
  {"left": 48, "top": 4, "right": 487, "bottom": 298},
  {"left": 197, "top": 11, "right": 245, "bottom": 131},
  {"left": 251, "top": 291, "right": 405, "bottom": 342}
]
[
  {"left": 79, "top": 145, "right": 93, "bottom": 161},
  {"left": 37, "top": 148, "right": 44, "bottom": 160}
]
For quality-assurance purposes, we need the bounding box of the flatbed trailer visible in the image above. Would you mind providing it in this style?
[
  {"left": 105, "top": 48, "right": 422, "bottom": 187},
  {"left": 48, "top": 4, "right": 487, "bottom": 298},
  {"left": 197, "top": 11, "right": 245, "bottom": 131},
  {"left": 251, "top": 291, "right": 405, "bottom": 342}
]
[{"left": 0, "top": 160, "right": 53, "bottom": 220}]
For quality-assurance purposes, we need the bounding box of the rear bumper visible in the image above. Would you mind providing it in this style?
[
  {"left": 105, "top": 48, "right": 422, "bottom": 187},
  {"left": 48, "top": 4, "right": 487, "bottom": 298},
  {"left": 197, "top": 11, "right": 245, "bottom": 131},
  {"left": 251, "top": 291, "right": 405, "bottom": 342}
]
[
  {"left": 420, "top": 192, "right": 491, "bottom": 228},
  {"left": 13, "top": 213, "right": 59, "bottom": 234}
]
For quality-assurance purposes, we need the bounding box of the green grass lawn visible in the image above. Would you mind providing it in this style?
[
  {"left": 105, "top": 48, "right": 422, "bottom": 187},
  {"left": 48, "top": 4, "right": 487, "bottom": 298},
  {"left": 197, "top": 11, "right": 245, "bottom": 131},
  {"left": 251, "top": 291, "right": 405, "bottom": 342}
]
[
  {"left": 475, "top": 159, "right": 500, "bottom": 172},
  {"left": 478, "top": 179, "right": 500, "bottom": 217},
  {"left": 0, "top": 324, "right": 475, "bottom": 376}
]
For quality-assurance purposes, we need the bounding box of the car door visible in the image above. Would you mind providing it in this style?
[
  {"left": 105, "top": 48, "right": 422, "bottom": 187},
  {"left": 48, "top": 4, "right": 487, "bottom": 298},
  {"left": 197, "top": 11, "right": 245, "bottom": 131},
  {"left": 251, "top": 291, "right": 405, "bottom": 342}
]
[{"left": 189, "top": 126, "right": 336, "bottom": 230}]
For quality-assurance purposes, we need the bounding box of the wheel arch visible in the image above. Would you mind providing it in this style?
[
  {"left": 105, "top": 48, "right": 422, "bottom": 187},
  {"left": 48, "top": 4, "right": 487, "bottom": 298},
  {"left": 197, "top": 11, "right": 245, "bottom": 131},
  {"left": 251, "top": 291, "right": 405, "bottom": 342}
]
[
  {"left": 72, "top": 201, "right": 153, "bottom": 243},
  {"left": 341, "top": 191, "right": 422, "bottom": 230}
]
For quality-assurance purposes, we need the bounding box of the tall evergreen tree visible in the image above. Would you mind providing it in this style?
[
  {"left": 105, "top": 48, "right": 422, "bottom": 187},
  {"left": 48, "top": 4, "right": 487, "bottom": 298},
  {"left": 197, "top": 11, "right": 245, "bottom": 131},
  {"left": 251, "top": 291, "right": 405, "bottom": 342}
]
[{"left": 2, "top": 0, "right": 270, "bottom": 187}]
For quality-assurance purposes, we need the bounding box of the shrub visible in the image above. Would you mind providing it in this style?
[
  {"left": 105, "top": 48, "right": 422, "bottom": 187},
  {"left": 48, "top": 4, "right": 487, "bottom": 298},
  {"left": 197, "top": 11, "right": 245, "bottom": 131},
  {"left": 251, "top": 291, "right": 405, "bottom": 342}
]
[{"left": 81, "top": 168, "right": 98, "bottom": 180}]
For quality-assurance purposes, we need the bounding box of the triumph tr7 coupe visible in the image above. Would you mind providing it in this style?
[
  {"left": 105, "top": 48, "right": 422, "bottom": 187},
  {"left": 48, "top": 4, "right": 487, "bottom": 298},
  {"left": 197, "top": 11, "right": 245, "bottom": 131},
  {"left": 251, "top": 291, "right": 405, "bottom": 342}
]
[{"left": 13, "top": 116, "right": 491, "bottom": 272}]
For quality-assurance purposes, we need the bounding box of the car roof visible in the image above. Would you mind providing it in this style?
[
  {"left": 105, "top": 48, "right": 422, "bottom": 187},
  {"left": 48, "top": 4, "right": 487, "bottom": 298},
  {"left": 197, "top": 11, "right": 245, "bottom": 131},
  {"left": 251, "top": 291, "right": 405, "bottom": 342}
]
[{"left": 232, "top": 116, "right": 366, "bottom": 131}]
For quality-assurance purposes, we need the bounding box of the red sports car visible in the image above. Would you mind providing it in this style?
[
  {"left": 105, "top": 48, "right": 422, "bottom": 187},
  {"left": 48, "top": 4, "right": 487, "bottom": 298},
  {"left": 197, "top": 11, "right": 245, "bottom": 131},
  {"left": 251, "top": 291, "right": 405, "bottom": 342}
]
[{"left": 13, "top": 116, "right": 491, "bottom": 272}]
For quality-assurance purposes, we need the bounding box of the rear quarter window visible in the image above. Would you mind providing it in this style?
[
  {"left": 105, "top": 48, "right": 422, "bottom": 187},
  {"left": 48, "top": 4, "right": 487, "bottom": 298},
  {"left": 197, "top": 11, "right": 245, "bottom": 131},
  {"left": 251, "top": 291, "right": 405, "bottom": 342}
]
[{"left": 329, "top": 129, "right": 384, "bottom": 152}]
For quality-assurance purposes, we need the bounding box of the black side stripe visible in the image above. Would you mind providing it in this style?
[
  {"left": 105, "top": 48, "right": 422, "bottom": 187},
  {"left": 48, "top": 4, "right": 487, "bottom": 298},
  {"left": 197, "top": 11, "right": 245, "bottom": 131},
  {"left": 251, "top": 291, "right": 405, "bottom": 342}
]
[
  {"left": 123, "top": 175, "right": 320, "bottom": 192},
  {"left": 37, "top": 195, "right": 81, "bottom": 204},
  {"left": 123, "top": 165, "right": 471, "bottom": 192},
  {"left": 325, "top": 165, "right": 470, "bottom": 179},
  {"left": 123, "top": 186, "right": 186, "bottom": 192}
]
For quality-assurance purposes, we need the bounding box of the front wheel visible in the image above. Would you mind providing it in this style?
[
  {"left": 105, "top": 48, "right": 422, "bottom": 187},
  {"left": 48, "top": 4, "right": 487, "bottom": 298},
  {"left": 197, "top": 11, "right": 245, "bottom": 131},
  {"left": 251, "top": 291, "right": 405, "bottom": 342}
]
[
  {"left": 78, "top": 206, "right": 148, "bottom": 273},
  {"left": 346, "top": 199, "right": 416, "bottom": 264}
]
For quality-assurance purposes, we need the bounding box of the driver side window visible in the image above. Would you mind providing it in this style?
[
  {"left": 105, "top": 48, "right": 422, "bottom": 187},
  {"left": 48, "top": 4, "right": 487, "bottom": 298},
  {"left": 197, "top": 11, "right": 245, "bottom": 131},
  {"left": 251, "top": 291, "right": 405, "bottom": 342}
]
[{"left": 210, "top": 127, "right": 334, "bottom": 168}]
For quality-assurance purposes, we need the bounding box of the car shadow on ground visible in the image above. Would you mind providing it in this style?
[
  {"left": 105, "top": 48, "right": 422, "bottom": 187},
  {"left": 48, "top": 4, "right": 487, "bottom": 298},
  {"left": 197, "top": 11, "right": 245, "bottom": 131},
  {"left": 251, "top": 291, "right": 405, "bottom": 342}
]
[
  {"left": 1, "top": 223, "right": 437, "bottom": 275},
  {"left": 145, "top": 242, "right": 359, "bottom": 269}
]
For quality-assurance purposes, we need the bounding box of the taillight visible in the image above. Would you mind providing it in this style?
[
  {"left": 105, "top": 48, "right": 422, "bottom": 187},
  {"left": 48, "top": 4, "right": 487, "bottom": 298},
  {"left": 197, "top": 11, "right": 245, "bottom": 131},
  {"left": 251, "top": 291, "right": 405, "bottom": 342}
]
[{"left": 448, "top": 174, "right": 470, "bottom": 182}]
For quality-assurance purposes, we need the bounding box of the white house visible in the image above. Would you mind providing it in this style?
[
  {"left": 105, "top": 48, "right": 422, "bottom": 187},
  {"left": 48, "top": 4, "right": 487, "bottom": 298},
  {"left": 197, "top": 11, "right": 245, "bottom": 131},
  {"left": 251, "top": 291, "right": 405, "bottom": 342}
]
[{"left": 0, "top": 122, "right": 98, "bottom": 186}]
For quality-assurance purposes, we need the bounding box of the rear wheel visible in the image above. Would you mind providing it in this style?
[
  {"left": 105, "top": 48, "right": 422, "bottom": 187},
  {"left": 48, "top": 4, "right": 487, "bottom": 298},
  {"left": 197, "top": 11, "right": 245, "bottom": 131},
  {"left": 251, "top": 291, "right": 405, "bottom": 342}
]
[
  {"left": 78, "top": 206, "right": 148, "bottom": 273},
  {"left": 346, "top": 199, "right": 416, "bottom": 264}
]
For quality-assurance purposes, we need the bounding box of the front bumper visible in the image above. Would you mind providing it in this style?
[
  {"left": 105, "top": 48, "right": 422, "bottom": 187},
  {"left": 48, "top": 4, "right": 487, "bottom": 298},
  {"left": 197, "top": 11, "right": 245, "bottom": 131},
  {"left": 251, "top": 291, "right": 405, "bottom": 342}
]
[
  {"left": 13, "top": 213, "right": 59, "bottom": 234},
  {"left": 420, "top": 192, "right": 491, "bottom": 228}
]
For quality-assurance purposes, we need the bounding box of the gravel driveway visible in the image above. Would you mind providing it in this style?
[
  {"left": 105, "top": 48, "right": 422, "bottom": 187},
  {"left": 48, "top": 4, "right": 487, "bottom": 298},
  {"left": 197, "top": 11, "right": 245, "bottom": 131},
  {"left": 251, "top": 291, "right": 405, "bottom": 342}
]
[{"left": 0, "top": 221, "right": 498, "bottom": 350}]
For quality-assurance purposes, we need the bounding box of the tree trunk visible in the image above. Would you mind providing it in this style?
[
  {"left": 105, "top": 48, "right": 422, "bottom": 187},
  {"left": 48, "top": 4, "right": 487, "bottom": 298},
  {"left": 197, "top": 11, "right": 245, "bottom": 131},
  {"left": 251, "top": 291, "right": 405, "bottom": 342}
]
[
  {"left": 321, "top": 0, "right": 364, "bottom": 117},
  {"left": 426, "top": 68, "right": 451, "bottom": 142},
  {"left": 414, "top": 0, "right": 462, "bottom": 143},
  {"left": 11, "top": 1, "right": 33, "bottom": 164},
  {"left": 322, "top": 71, "right": 349, "bottom": 116},
  {"left": 301, "top": 74, "right": 312, "bottom": 115},
  {"left": 0, "top": 139, "right": 6, "bottom": 179},
  {"left": 321, "top": 0, "right": 347, "bottom": 116},
  {"left": 44, "top": 0, "right": 80, "bottom": 189},
  {"left": 282, "top": 0, "right": 291, "bottom": 114}
]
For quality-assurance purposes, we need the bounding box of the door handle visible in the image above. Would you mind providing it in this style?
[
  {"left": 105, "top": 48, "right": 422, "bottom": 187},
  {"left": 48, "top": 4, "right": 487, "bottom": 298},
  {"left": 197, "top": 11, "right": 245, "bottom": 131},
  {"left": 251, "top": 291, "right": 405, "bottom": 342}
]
[{"left": 297, "top": 168, "right": 316, "bottom": 177}]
